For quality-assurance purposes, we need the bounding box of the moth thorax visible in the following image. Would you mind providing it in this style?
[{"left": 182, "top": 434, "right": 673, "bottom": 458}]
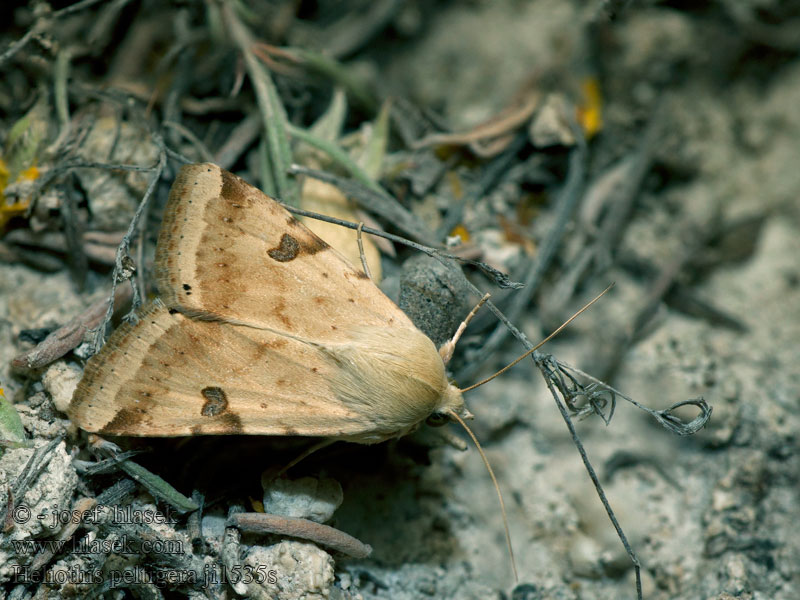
[{"left": 325, "top": 326, "right": 449, "bottom": 433}]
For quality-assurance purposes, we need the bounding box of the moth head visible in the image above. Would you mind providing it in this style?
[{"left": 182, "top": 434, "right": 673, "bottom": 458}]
[{"left": 427, "top": 383, "right": 472, "bottom": 427}]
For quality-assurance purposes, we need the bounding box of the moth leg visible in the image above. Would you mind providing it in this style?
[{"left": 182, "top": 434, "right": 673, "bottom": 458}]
[
  {"left": 429, "top": 427, "right": 469, "bottom": 451},
  {"left": 438, "top": 293, "right": 491, "bottom": 364},
  {"left": 262, "top": 439, "right": 335, "bottom": 483},
  {"left": 356, "top": 222, "right": 372, "bottom": 281},
  {"left": 87, "top": 433, "right": 122, "bottom": 455}
]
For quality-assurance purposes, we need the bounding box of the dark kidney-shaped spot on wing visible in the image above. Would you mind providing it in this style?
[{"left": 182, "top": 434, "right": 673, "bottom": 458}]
[
  {"left": 268, "top": 234, "right": 301, "bottom": 262},
  {"left": 201, "top": 386, "right": 228, "bottom": 417}
]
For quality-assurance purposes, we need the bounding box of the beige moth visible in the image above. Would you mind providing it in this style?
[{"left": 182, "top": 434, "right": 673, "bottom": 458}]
[{"left": 69, "top": 163, "right": 474, "bottom": 442}]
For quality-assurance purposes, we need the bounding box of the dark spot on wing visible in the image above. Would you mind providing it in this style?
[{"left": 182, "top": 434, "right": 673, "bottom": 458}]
[
  {"left": 301, "top": 234, "right": 328, "bottom": 255},
  {"left": 190, "top": 412, "right": 243, "bottom": 434},
  {"left": 220, "top": 169, "right": 248, "bottom": 201},
  {"left": 201, "top": 386, "right": 228, "bottom": 417},
  {"left": 217, "top": 412, "right": 243, "bottom": 433},
  {"left": 268, "top": 234, "right": 301, "bottom": 262},
  {"left": 268, "top": 232, "right": 329, "bottom": 262},
  {"left": 101, "top": 406, "right": 148, "bottom": 434}
]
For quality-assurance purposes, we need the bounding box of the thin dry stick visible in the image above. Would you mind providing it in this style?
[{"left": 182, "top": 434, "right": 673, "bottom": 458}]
[
  {"left": 461, "top": 284, "right": 613, "bottom": 393},
  {"left": 458, "top": 137, "right": 587, "bottom": 382},
  {"left": 279, "top": 203, "right": 522, "bottom": 290},
  {"left": 0, "top": 0, "right": 109, "bottom": 68},
  {"left": 412, "top": 91, "right": 540, "bottom": 150},
  {"left": 541, "top": 367, "right": 645, "bottom": 598},
  {"left": 288, "top": 162, "right": 437, "bottom": 246},
  {"left": 92, "top": 143, "right": 167, "bottom": 351},
  {"left": 11, "top": 284, "right": 132, "bottom": 371},
  {"left": 0, "top": 437, "right": 64, "bottom": 532},
  {"left": 356, "top": 222, "right": 372, "bottom": 280},
  {"left": 229, "top": 513, "right": 372, "bottom": 559},
  {"left": 449, "top": 274, "right": 656, "bottom": 600}
]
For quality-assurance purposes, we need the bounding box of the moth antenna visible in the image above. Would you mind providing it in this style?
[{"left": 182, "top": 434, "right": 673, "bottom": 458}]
[
  {"left": 356, "top": 222, "right": 373, "bottom": 281},
  {"left": 460, "top": 284, "right": 613, "bottom": 393},
  {"left": 439, "top": 293, "right": 491, "bottom": 364},
  {"left": 447, "top": 409, "right": 518, "bottom": 583}
]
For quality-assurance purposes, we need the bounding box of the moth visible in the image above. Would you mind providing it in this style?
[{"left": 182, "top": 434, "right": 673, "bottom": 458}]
[{"left": 69, "top": 163, "right": 473, "bottom": 442}]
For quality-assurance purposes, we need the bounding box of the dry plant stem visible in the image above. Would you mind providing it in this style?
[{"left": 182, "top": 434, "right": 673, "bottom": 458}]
[
  {"left": 29, "top": 160, "right": 159, "bottom": 208},
  {"left": 318, "top": 0, "right": 403, "bottom": 59},
  {"left": 52, "top": 47, "right": 73, "bottom": 151},
  {"left": 461, "top": 285, "right": 613, "bottom": 393},
  {"left": 187, "top": 491, "right": 205, "bottom": 553},
  {"left": 596, "top": 212, "right": 749, "bottom": 383},
  {"left": 4, "top": 230, "right": 122, "bottom": 266},
  {"left": 285, "top": 130, "right": 383, "bottom": 195},
  {"left": 279, "top": 202, "right": 522, "bottom": 289},
  {"left": 541, "top": 371, "right": 644, "bottom": 600},
  {"left": 412, "top": 91, "right": 540, "bottom": 150},
  {"left": 356, "top": 222, "right": 372, "bottom": 280},
  {"left": 61, "top": 185, "right": 89, "bottom": 289},
  {"left": 664, "top": 286, "right": 746, "bottom": 332},
  {"left": 214, "top": 112, "right": 261, "bottom": 169},
  {"left": 598, "top": 233, "right": 706, "bottom": 382},
  {"left": 93, "top": 144, "right": 167, "bottom": 352},
  {"left": 458, "top": 140, "right": 587, "bottom": 381},
  {"left": 11, "top": 284, "right": 132, "bottom": 372},
  {"left": 0, "top": 242, "right": 62, "bottom": 271},
  {"left": 287, "top": 160, "right": 437, "bottom": 246},
  {"left": 552, "top": 98, "right": 665, "bottom": 314},
  {"left": 222, "top": 507, "right": 248, "bottom": 595},
  {"left": 598, "top": 103, "right": 664, "bottom": 253},
  {"left": 222, "top": 1, "right": 293, "bottom": 202},
  {"left": 163, "top": 121, "right": 215, "bottom": 162},
  {"left": 229, "top": 512, "right": 373, "bottom": 559},
  {"left": 0, "top": 437, "right": 64, "bottom": 532},
  {"left": 94, "top": 478, "right": 137, "bottom": 505},
  {"left": 0, "top": 0, "right": 107, "bottom": 67},
  {"left": 450, "top": 278, "right": 657, "bottom": 600}
]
